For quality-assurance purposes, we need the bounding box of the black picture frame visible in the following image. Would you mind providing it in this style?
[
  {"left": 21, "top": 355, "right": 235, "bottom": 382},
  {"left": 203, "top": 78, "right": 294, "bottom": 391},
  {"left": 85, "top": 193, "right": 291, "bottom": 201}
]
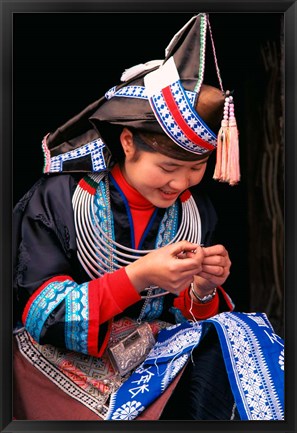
[{"left": 1, "top": 1, "right": 296, "bottom": 433}]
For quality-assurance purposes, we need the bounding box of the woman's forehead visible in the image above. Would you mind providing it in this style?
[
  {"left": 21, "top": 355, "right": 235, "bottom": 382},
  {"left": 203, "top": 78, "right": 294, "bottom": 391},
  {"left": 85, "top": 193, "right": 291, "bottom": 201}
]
[{"left": 141, "top": 151, "right": 209, "bottom": 166}]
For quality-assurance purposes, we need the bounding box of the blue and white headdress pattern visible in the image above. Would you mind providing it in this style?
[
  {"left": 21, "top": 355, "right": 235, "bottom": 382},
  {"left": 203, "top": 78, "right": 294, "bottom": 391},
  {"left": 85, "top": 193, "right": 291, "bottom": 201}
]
[{"left": 42, "top": 13, "right": 240, "bottom": 184}]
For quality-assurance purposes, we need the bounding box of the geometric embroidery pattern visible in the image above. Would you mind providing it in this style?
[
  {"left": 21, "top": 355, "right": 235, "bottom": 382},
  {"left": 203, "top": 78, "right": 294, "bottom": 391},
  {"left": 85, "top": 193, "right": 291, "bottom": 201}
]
[
  {"left": 105, "top": 84, "right": 197, "bottom": 107},
  {"left": 106, "top": 322, "right": 203, "bottom": 420},
  {"left": 14, "top": 328, "right": 109, "bottom": 419},
  {"left": 24, "top": 279, "right": 77, "bottom": 343},
  {"left": 15, "top": 318, "right": 171, "bottom": 420},
  {"left": 210, "top": 313, "right": 284, "bottom": 420},
  {"left": 65, "top": 282, "right": 89, "bottom": 354},
  {"left": 106, "top": 312, "right": 284, "bottom": 421},
  {"left": 48, "top": 138, "right": 107, "bottom": 173},
  {"left": 149, "top": 80, "right": 217, "bottom": 154}
]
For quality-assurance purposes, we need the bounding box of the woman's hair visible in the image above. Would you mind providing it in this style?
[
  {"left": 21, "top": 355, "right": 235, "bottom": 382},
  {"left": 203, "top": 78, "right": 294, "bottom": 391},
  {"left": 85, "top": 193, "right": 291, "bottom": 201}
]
[
  {"left": 99, "top": 122, "right": 212, "bottom": 164},
  {"left": 132, "top": 129, "right": 213, "bottom": 162}
]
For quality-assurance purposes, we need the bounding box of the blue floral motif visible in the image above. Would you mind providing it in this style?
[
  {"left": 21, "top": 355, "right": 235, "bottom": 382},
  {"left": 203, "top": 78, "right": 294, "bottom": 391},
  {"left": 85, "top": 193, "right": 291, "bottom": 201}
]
[
  {"left": 110, "top": 400, "right": 145, "bottom": 420},
  {"left": 106, "top": 312, "right": 284, "bottom": 421},
  {"left": 278, "top": 349, "right": 284, "bottom": 371}
]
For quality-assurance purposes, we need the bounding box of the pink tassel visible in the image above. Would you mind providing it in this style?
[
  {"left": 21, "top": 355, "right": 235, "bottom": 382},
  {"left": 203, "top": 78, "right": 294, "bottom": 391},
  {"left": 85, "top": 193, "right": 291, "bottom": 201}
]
[
  {"left": 213, "top": 119, "right": 226, "bottom": 180},
  {"left": 213, "top": 95, "right": 229, "bottom": 182},
  {"left": 220, "top": 123, "right": 229, "bottom": 181},
  {"left": 213, "top": 93, "right": 240, "bottom": 185},
  {"left": 226, "top": 97, "right": 240, "bottom": 185}
]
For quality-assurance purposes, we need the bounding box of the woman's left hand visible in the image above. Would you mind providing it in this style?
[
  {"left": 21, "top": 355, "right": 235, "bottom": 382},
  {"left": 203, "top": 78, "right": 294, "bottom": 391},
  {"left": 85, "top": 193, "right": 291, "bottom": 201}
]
[{"left": 193, "top": 244, "right": 231, "bottom": 296}]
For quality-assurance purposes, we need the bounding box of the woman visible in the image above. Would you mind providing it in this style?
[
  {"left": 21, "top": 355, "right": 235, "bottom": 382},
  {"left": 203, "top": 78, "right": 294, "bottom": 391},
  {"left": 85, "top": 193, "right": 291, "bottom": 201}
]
[{"left": 13, "top": 13, "right": 284, "bottom": 421}]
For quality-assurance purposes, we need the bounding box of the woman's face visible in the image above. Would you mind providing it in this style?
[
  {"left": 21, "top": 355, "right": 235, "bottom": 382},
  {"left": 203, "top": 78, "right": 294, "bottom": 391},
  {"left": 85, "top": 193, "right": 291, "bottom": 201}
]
[{"left": 120, "top": 129, "right": 208, "bottom": 208}]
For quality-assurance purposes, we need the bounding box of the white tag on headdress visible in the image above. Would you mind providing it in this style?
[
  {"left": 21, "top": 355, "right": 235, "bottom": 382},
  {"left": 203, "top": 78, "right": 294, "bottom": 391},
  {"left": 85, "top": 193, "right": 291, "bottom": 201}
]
[{"left": 144, "top": 56, "right": 180, "bottom": 97}]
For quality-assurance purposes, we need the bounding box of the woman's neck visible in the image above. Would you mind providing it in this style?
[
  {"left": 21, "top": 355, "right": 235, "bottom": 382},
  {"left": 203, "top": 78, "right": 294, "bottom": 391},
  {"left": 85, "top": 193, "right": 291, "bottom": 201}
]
[
  {"left": 110, "top": 164, "right": 156, "bottom": 248},
  {"left": 110, "top": 164, "right": 154, "bottom": 211}
]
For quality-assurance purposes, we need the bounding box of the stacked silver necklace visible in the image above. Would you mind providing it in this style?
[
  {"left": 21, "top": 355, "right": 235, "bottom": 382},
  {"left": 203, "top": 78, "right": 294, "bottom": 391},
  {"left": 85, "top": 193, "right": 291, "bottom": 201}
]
[{"left": 72, "top": 171, "right": 202, "bottom": 302}]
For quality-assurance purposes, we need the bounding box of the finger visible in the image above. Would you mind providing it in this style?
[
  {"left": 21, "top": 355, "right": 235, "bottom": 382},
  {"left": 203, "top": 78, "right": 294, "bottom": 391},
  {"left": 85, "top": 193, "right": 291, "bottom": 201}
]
[
  {"left": 202, "top": 255, "right": 227, "bottom": 266},
  {"left": 176, "top": 248, "right": 203, "bottom": 260},
  {"left": 202, "top": 245, "right": 227, "bottom": 257},
  {"left": 173, "top": 258, "right": 203, "bottom": 274},
  {"left": 195, "top": 271, "right": 219, "bottom": 284},
  {"left": 171, "top": 241, "right": 202, "bottom": 257},
  {"left": 164, "top": 274, "right": 194, "bottom": 293},
  {"left": 200, "top": 264, "right": 226, "bottom": 276}
]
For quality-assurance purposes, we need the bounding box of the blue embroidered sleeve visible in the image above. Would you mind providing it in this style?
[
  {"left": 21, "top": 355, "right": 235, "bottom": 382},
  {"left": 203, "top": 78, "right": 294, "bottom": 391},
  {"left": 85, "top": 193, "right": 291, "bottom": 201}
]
[{"left": 23, "top": 278, "right": 91, "bottom": 354}]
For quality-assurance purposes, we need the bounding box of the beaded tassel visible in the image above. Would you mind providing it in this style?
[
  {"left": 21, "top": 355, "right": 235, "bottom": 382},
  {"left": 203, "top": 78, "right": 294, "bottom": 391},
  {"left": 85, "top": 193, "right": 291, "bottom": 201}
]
[
  {"left": 213, "top": 92, "right": 240, "bottom": 185},
  {"left": 227, "top": 96, "right": 240, "bottom": 185},
  {"left": 213, "top": 95, "right": 229, "bottom": 181}
]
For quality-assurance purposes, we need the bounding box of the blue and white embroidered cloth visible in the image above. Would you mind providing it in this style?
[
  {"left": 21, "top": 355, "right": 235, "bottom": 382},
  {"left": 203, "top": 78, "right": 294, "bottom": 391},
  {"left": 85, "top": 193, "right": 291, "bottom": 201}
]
[{"left": 106, "top": 312, "right": 284, "bottom": 420}]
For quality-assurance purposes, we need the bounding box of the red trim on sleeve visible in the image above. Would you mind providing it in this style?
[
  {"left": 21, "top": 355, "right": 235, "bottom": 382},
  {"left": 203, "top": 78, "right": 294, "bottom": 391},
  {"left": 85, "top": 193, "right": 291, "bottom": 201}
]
[
  {"left": 173, "top": 285, "right": 234, "bottom": 321},
  {"left": 87, "top": 279, "right": 101, "bottom": 356},
  {"left": 173, "top": 287, "right": 219, "bottom": 320},
  {"left": 87, "top": 282, "right": 114, "bottom": 357},
  {"left": 106, "top": 268, "right": 141, "bottom": 311},
  {"left": 21, "top": 275, "right": 74, "bottom": 325},
  {"left": 94, "top": 268, "right": 141, "bottom": 325},
  {"left": 97, "top": 320, "right": 113, "bottom": 358},
  {"left": 86, "top": 268, "right": 141, "bottom": 355}
]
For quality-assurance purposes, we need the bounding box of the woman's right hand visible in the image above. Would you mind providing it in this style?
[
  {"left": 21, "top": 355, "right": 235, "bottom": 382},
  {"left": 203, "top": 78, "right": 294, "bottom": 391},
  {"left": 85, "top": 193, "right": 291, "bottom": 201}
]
[{"left": 125, "top": 240, "right": 204, "bottom": 295}]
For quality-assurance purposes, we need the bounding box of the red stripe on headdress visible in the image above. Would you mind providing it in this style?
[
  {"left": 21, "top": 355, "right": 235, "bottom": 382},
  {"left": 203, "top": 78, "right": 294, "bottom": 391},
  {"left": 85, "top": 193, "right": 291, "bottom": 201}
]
[{"left": 162, "top": 86, "right": 215, "bottom": 151}]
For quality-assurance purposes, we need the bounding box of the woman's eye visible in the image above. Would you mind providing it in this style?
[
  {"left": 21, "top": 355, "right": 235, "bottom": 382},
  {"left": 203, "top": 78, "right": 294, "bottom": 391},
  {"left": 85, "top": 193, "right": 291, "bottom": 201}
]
[
  {"left": 192, "top": 164, "right": 206, "bottom": 172},
  {"left": 160, "top": 166, "right": 175, "bottom": 173}
]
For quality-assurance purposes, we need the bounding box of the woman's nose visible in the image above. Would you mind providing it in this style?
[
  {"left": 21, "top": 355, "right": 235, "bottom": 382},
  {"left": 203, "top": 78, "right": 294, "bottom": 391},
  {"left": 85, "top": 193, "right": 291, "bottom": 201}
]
[{"left": 169, "top": 176, "right": 190, "bottom": 191}]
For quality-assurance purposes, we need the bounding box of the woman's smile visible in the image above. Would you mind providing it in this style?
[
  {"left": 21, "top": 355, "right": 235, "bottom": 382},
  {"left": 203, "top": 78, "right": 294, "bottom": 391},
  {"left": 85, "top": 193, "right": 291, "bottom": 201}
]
[{"left": 158, "top": 188, "right": 180, "bottom": 201}]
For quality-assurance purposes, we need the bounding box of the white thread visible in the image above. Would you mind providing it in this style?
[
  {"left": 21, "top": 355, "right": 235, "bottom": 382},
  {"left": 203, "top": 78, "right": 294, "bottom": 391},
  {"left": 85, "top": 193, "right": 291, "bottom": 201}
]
[{"left": 188, "top": 291, "right": 199, "bottom": 364}]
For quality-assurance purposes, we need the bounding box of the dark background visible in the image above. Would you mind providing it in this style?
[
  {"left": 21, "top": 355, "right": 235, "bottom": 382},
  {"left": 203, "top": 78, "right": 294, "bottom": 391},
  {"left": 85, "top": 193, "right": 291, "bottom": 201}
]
[{"left": 13, "top": 12, "right": 284, "bottom": 333}]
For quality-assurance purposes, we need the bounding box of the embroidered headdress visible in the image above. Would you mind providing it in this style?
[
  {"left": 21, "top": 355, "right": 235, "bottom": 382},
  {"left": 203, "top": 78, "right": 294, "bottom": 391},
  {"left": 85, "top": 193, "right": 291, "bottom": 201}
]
[{"left": 42, "top": 13, "right": 240, "bottom": 185}]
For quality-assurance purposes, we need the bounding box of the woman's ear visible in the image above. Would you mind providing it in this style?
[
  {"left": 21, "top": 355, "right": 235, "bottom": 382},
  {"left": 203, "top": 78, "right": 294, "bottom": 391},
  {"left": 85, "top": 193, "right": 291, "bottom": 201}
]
[{"left": 120, "top": 128, "right": 136, "bottom": 159}]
